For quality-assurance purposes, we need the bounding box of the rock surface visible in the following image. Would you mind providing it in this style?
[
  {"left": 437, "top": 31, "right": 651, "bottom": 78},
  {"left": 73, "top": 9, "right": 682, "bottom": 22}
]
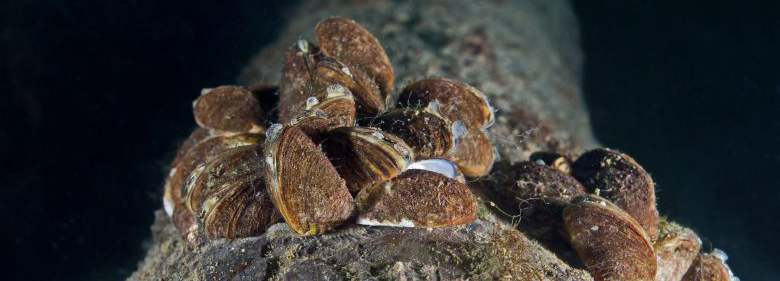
[{"left": 129, "top": 0, "right": 601, "bottom": 280}]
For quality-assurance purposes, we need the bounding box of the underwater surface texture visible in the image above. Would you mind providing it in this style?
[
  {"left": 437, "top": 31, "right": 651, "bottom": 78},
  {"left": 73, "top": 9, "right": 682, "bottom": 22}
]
[{"left": 1, "top": 0, "right": 777, "bottom": 280}]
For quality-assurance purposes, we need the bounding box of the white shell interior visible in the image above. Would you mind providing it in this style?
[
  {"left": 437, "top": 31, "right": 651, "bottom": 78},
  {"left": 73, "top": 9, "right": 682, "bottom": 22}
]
[{"left": 407, "top": 159, "right": 458, "bottom": 179}]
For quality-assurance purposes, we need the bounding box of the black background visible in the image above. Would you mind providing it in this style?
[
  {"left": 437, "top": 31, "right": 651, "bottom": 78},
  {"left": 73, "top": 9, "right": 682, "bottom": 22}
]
[{"left": 1, "top": 0, "right": 778, "bottom": 280}]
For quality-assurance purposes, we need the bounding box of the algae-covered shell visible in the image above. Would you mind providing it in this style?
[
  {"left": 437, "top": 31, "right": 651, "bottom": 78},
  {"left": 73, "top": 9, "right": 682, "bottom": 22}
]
[
  {"left": 355, "top": 168, "right": 476, "bottom": 228},
  {"left": 563, "top": 194, "right": 656, "bottom": 281},
  {"left": 397, "top": 78, "right": 494, "bottom": 130},
  {"left": 374, "top": 107, "right": 454, "bottom": 160},
  {"left": 263, "top": 124, "right": 354, "bottom": 236},
  {"left": 682, "top": 249, "right": 738, "bottom": 281},
  {"left": 184, "top": 145, "right": 280, "bottom": 239},
  {"left": 572, "top": 148, "right": 660, "bottom": 239},
  {"left": 193, "top": 85, "right": 264, "bottom": 134},
  {"left": 322, "top": 126, "right": 413, "bottom": 192},
  {"left": 504, "top": 161, "right": 585, "bottom": 225},
  {"left": 315, "top": 17, "right": 394, "bottom": 100}
]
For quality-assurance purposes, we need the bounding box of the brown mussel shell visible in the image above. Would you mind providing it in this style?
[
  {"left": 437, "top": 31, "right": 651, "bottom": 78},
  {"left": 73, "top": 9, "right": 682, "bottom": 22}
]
[
  {"left": 166, "top": 133, "right": 262, "bottom": 210},
  {"left": 397, "top": 78, "right": 494, "bottom": 130},
  {"left": 563, "top": 194, "right": 656, "bottom": 281},
  {"left": 278, "top": 40, "right": 319, "bottom": 122},
  {"left": 315, "top": 56, "right": 384, "bottom": 116},
  {"left": 449, "top": 127, "right": 494, "bottom": 177},
  {"left": 315, "top": 17, "right": 394, "bottom": 101},
  {"left": 504, "top": 161, "right": 585, "bottom": 225},
  {"left": 572, "top": 148, "right": 660, "bottom": 239},
  {"left": 263, "top": 124, "right": 354, "bottom": 236},
  {"left": 289, "top": 84, "right": 356, "bottom": 141},
  {"left": 193, "top": 86, "right": 264, "bottom": 134},
  {"left": 654, "top": 221, "right": 702, "bottom": 281},
  {"left": 355, "top": 169, "right": 477, "bottom": 228},
  {"left": 322, "top": 126, "right": 414, "bottom": 193},
  {"left": 184, "top": 145, "right": 280, "bottom": 239},
  {"left": 373, "top": 108, "right": 454, "bottom": 160},
  {"left": 682, "top": 250, "right": 735, "bottom": 281}
]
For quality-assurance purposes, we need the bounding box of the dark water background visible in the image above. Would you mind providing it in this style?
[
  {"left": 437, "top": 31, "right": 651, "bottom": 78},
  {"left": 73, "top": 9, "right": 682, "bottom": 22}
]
[{"left": 1, "top": 0, "right": 777, "bottom": 280}]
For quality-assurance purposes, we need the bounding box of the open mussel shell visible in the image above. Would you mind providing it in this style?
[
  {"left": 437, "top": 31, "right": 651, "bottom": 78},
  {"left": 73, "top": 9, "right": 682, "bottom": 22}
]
[
  {"left": 263, "top": 124, "right": 354, "bottom": 236},
  {"left": 183, "top": 145, "right": 280, "bottom": 239},
  {"left": 315, "top": 56, "right": 384, "bottom": 116},
  {"left": 322, "top": 126, "right": 413, "bottom": 193},
  {"left": 289, "top": 84, "right": 356, "bottom": 141},
  {"left": 315, "top": 17, "right": 394, "bottom": 100},
  {"left": 193, "top": 85, "right": 265, "bottom": 134},
  {"left": 278, "top": 41, "right": 319, "bottom": 123},
  {"left": 572, "top": 148, "right": 659, "bottom": 239},
  {"left": 373, "top": 107, "right": 454, "bottom": 160},
  {"left": 355, "top": 167, "right": 477, "bottom": 228},
  {"left": 397, "top": 78, "right": 494, "bottom": 130},
  {"left": 563, "top": 194, "right": 656, "bottom": 281}
]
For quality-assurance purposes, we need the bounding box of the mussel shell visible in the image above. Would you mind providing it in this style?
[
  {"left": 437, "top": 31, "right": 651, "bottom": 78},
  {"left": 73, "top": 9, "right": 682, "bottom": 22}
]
[
  {"left": 315, "top": 17, "right": 394, "bottom": 100},
  {"left": 322, "top": 126, "right": 413, "bottom": 192},
  {"left": 355, "top": 169, "right": 477, "bottom": 228},
  {"left": 397, "top": 78, "right": 494, "bottom": 130},
  {"left": 279, "top": 41, "right": 319, "bottom": 122},
  {"left": 373, "top": 108, "right": 454, "bottom": 160},
  {"left": 315, "top": 57, "right": 383, "bottom": 116},
  {"left": 263, "top": 125, "right": 354, "bottom": 236},
  {"left": 193, "top": 86, "right": 264, "bottom": 134},
  {"left": 563, "top": 194, "right": 656, "bottom": 281},
  {"left": 572, "top": 148, "right": 659, "bottom": 239},
  {"left": 449, "top": 128, "right": 494, "bottom": 177},
  {"left": 289, "top": 84, "right": 356, "bottom": 141}
]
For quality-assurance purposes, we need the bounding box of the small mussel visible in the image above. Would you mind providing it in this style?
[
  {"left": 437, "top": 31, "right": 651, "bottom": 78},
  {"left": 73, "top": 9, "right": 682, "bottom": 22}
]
[
  {"left": 681, "top": 249, "right": 738, "bottom": 281},
  {"left": 572, "top": 148, "right": 660, "bottom": 239},
  {"left": 355, "top": 161, "right": 477, "bottom": 228},
  {"left": 193, "top": 85, "right": 265, "bottom": 134},
  {"left": 529, "top": 151, "right": 573, "bottom": 174},
  {"left": 563, "top": 194, "right": 657, "bottom": 281},
  {"left": 322, "top": 126, "right": 414, "bottom": 193},
  {"left": 397, "top": 78, "right": 494, "bottom": 130},
  {"left": 263, "top": 124, "right": 354, "bottom": 236}
]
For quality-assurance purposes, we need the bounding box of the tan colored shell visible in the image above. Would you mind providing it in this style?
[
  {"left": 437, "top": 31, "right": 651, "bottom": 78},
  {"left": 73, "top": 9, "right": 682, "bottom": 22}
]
[
  {"left": 504, "top": 161, "right": 585, "bottom": 225},
  {"left": 374, "top": 107, "right": 454, "bottom": 160},
  {"left": 355, "top": 169, "right": 476, "bottom": 228},
  {"left": 183, "top": 145, "right": 280, "bottom": 239},
  {"left": 450, "top": 127, "right": 494, "bottom": 177},
  {"left": 563, "top": 194, "right": 656, "bottom": 281},
  {"left": 572, "top": 148, "right": 660, "bottom": 239},
  {"left": 397, "top": 78, "right": 494, "bottom": 129},
  {"left": 315, "top": 17, "right": 394, "bottom": 101},
  {"left": 193, "top": 86, "right": 264, "bottom": 134},
  {"left": 681, "top": 250, "right": 736, "bottom": 281},
  {"left": 322, "top": 126, "right": 414, "bottom": 192},
  {"left": 289, "top": 84, "right": 356, "bottom": 141},
  {"left": 529, "top": 151, "right": 573, "bottom": 174},
  {"left": 263, "top": 125, "right": 354, "bottom": 236},
  {"left": 654, "top": 221, "right": 702, "bottom": 281}
]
